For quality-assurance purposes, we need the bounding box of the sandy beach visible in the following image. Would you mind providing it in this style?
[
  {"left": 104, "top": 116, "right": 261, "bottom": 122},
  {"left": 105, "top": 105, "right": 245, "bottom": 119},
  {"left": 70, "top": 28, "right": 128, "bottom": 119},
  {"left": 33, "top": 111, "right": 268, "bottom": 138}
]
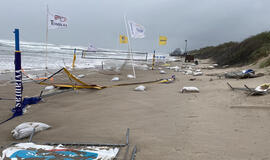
[{"left": 1, "top": 59, "right": 270, "bottom": 160}]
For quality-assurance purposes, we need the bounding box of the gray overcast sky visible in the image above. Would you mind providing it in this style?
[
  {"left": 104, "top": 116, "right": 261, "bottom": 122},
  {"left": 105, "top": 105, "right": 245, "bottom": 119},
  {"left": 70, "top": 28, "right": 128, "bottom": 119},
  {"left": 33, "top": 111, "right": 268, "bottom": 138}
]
[{"left": 1, "top": 0, "right": 270, "bottom": 53}]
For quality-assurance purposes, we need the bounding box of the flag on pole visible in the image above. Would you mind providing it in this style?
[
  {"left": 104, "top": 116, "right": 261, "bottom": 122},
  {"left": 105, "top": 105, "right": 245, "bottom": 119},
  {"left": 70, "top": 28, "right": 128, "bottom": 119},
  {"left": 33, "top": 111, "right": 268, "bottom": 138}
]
[
  {"left": 48, "top": 11, "right": 68, "bottom": 29},
  {"left": 159, "top": 36, "right": 167, "bottom": 45},
  {"left": 128, "top": 20, "right": 145, "bottom": 39},
  {"left": 87, "top": 44, "right": 97, "bottom": 51},
  {"left": 119, "top": 35, "right": 128, "bottom": 44}
]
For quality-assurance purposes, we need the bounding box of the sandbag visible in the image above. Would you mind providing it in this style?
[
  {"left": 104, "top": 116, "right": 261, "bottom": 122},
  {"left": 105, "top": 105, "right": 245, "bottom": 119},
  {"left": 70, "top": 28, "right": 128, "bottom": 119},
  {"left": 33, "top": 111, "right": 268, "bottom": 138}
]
[
  {"left": 193, "top": 72, "right": 203, "bottom": 76},
  {"left": 11, "top": 122, "right": 51, "bottom": 140},
  {"left": 127, "top": 74, "right": 135, "bottom": 79},
  {"left": 111, "top": 77, "right": 120, "bottom": 81},
  {"left": 45, "top": 86, "right": 54, "bottom": 90},
  {"left": 160, "top": 70, "right": 166, "bottom": 74},
  {"left": 181, "top": 87, "right": 199, "bottom": 93},
  {"left": 134, "top": 85, "right": 146, "bottom": 91}
]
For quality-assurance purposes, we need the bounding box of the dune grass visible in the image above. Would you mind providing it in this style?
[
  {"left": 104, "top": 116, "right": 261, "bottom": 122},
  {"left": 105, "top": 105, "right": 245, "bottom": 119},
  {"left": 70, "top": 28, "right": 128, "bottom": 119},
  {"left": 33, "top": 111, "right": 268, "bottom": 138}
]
[{"left": 190, "top": 31, "right": 270, "bottom": 67}]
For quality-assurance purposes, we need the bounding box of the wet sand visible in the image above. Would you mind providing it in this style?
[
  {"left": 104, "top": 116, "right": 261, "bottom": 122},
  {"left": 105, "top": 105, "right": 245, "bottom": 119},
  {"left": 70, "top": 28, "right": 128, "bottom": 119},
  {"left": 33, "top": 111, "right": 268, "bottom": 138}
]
[{"left": 1, "top": 60, "right": 270, "bottom": 159}]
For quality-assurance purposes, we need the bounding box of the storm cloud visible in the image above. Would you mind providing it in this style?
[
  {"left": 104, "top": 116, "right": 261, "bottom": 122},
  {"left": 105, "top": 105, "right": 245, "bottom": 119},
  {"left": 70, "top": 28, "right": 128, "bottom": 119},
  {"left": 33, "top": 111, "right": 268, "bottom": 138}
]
[{"left": 1, "top": 0, "right": 270, "bottom": 53}]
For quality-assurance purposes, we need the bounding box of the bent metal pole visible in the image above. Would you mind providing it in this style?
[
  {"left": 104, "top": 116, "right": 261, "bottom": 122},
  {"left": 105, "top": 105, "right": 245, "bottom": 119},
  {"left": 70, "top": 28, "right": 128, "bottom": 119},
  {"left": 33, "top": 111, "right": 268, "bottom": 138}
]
[{"left": 13, "top": 29, "right": 23, "bottom": 116}]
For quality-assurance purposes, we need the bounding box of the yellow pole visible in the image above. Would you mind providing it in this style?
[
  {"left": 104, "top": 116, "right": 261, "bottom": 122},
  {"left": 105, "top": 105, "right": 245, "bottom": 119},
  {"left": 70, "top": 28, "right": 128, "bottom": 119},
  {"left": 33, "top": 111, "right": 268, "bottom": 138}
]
[{"left": 72, "top": 48, "right": 76, "bottom": 69}]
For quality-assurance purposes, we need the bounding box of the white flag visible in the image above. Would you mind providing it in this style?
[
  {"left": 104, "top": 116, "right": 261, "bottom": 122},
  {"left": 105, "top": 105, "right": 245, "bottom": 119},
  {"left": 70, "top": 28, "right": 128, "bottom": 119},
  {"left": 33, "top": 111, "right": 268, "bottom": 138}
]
[
  {"left": 48, "top": 11, "right": 68, "bottom": 29},
  {"left": 87, "top": 44, "right": 97, "bottom": 51},
  {"left": 128, "top": 20, "right": 145, "bottom": 39}
]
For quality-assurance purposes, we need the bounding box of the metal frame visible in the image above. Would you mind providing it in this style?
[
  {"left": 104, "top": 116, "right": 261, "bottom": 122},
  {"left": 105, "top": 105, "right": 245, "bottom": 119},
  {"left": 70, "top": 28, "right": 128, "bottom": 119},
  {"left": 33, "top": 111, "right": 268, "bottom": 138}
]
[{"left": 81, "top": 50, "right": 148, "bottom": 62}]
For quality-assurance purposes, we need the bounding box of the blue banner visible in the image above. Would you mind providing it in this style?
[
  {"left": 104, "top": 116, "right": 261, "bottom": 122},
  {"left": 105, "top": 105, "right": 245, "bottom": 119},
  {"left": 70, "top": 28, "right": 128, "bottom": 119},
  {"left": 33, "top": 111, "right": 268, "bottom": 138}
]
[{"left": 13, "top": 29, "right": 23, "bottom": 116}]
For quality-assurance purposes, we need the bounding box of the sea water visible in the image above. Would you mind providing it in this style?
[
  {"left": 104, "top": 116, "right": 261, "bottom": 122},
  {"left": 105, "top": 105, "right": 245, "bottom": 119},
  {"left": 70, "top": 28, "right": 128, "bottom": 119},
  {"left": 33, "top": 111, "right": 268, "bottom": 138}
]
[
  {"left": 0, "top": 39, "right": 103, "bottom": 73},
  {"left": 0, "top": 39, "right": 170, "bottom": 80}
]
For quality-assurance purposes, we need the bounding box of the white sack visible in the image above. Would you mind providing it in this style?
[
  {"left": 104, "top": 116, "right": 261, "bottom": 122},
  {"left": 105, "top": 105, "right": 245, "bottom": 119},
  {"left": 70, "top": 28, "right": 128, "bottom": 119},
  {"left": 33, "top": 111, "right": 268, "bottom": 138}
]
[
  {"left": 11, "top": 122, "right": 51, "bottom": 140},
  {"left": 45, "top": 86, "right": 54, "bottom": 90},
  {"left": 134, "top": 85, "right": 146, "bottom": 91},
  {"left": 160, "top": 70, "right": 166, "bottom": 74},
  {"left": 193, "top": 72, "right": 203, "bottom": 76},
  {"left": 111, "top": 77, "right": 120, "bottom": 81},
  {"left": 181, "top": 87, "right": 199, "bottom": 93},
  {"left": 127, "top": 74, "right": 135, "bottom": 79}
]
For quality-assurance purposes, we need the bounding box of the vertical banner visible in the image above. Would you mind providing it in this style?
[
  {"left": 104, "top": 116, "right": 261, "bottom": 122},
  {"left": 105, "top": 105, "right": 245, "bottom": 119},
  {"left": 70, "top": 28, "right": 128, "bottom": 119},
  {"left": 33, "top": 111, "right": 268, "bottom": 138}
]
[
  {"left": 13, "top": 29, "right": 23, "bottom": 116},
  {"left": 159, "top": 36, "right": 167, "bottom": 45}
]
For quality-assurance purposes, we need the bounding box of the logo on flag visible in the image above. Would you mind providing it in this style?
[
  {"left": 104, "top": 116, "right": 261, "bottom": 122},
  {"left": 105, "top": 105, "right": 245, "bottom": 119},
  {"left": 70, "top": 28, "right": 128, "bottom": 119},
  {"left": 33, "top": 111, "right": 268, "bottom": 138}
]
[
  {"left": 128, "top": 21, "right": 145, "bottom": 39},
  {"left": 159, "top": 36, "right": 167, "bottom": 45},
  {"left": 48, "top": 11, "right": 68, "bottom": 29},
  {"left": 119, "top": 35, "right": 128, "bottom": 44}
]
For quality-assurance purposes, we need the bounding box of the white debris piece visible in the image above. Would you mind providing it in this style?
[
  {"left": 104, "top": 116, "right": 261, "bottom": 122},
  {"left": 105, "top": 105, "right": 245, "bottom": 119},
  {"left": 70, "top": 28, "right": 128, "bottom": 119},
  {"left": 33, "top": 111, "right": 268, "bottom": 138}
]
[
  {"left": 169, "top": 66, "right": 180, "bottom": 72},
  {"left": 207, "top": 66, "right": 215, "bottom": 69},
  {"left": 195, "top": 69, "right": 201, "bottom": 72},
  {"left": 134, "top": 85, "right": 146, "bottom": 91},
  {"left": 77, "top": 74, "right": 85, "bottom": 78},
  {"left": 255, "top": 83, "right": 270, "bottom": 92},
  {"left": 44, "top": 86, "right": 54, "bottom": 90},
  {"left": 111, "top": 77, "right": 120, "bottom": 81},
  {"left": 174, "top": 66, "right": 180, "bottom": 72},
  {"left": 181, "top": 87, "right": 200, "bottom": 93},
  {"left": 193, "top": 72, "right": 203, "bottom": 76},
  {"left": 11, "top": 122, "right": 51, "bottom": 140},
  {"left": 185, "top": 70, "right": 193, "bottom": 75},
  {"left": 160, "top": 70, "right": 166, "bottom": 74},
  {"left": 127, "top": 74, "right": 135, "bottom": 79},
  {"left": 213, "top": 64, "right": 218, "bottom": 67}
]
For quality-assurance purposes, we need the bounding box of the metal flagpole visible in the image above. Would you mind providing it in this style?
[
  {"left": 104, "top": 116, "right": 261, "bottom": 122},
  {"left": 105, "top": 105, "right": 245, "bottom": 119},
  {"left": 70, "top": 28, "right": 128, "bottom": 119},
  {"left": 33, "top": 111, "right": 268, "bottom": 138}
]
[
  {"left": 45, "top": 5, "right": 49, "bottom": 72},
  {"left": 124, "top": 15, "right": 136, "bottom": 78}
]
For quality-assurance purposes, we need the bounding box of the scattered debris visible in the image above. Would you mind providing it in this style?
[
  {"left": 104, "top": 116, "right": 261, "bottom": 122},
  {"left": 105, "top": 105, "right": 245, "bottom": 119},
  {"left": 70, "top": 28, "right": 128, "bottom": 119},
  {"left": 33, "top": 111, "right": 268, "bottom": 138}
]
[
  {"left": 134, "top": 85, "right": 146, "bottom": 91},
  {"left": 111, "top": 77, "right": 120, "bottom": 81},
  {"left": 185, "top": 70, "right": 193, "bottom": 75},
  {"left": 11, "top": 122, "right": 51, "bottom": 140},
  {"left": 1, "top": 143, "right": 119, "bottom": 160},
  {"left": 189, "top": 78, "right": 196, "bottom": 81},
  {"left": 193, "top": 71, "right": 203, "bottom": 76},
  {"left": 168, "top": 66, "right": 180, "bottom": 72},
  {"left": 127, "top": 74, "right": 135, "bottom": 79},
  {"left": 77, "top": 74, "right": 85, "bottom": 78},
  {"left": 159, "top": 70, "right": 166, "bottom": 74},
  {"left": 44, "top": 86, "right": 54, "bottom": 90},
  {"left": 227, "top": 82, "right": 269, "bottom": 96},
  {"left": 255, "top": 83, "right": 270, "bottom": 92},
  {"left": 207, "top": 66, "right": 215, "bottom": 69},
  {"left": 225, "top": 69, "right": 263, "bottom": 79},
  {"left": 181, "top": 87, "right": 199, "bottom": 93}
]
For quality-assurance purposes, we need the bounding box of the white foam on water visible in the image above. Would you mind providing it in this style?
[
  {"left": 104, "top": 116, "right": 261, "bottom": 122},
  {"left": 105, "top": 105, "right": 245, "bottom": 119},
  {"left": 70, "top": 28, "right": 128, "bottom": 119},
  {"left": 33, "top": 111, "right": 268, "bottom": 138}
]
[{"left": 0, "top": 39, "right": 168, "bottom": 76}]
